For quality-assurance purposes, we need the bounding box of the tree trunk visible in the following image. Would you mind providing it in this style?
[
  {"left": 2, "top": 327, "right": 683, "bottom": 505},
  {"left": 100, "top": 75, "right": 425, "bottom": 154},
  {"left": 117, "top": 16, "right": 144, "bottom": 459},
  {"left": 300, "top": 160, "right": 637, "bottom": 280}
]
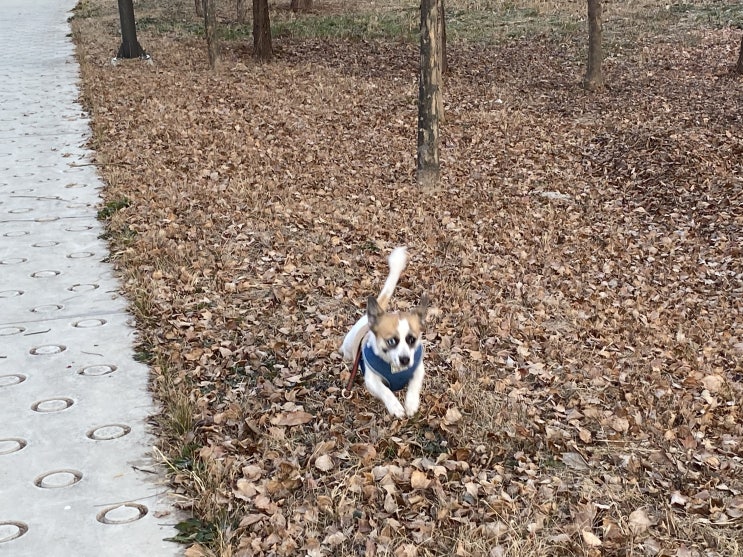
[
  {"left": 253, "top": 0, "right": 273, "bottom": 61},
  {"left": 236, "top": 0, "right": 248, "bottom": 23},
  {"left": 290, "top": 0, "right": 313, "bottom": 13},
  {"left": 204, "top": 0, "right": 219, "bottom": 70},
  {"left": 736, "top": 34, "right": 743, "bottom": 74},
  {"left": 583, "top": 0, "right": 604, "bottom": 90},
  {"left": 417, "top": 0, "right": 442, "bottom": 188},
  {"left": 116, "top": 0, "right": 145, "bottom": 59},
  {"left": 195, "top": 0, "right": 204, "bottom": 17}
]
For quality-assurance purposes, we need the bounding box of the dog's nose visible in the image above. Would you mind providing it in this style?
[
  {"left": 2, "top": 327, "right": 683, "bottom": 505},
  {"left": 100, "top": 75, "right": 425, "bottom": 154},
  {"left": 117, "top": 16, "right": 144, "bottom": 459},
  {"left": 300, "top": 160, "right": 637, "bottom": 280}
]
[{"left": 399, "top": 356, "right": 410, "bottom": 366}]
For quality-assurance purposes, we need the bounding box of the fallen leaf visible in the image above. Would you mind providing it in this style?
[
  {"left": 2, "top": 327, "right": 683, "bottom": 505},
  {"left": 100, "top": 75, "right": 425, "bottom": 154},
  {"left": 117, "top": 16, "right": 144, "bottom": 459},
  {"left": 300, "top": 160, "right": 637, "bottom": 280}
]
[
  {"left": 628, "top": 508, "right": 651, "bottom": 536},
  {"left": 582, "top": 530, "right": 602, "bottom": 547},
  {"left": 314, "top": 454, "right": 335, "bottom": 472},
  {"left": 270, "top": 411, "right": 313, "bottom": 426}
]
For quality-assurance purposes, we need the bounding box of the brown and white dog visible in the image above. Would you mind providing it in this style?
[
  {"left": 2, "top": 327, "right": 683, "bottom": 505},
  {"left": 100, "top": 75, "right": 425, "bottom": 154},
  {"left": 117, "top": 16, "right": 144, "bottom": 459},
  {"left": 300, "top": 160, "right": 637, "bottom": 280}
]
[{"left": 341, "top": 247, "right": 428, "bottom": 417}]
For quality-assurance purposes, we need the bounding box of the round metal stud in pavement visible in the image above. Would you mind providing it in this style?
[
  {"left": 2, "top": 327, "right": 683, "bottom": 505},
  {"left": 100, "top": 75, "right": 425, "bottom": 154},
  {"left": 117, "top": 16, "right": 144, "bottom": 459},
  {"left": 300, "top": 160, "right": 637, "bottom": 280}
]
[
  {"left": 0, "top": 326, "right": 25, "bottom": 336},
  {"left": 0, "top": 521, "right": 28, "bottom": 543},
  {"left": 96, "top": 503, "right": 148, "bottom": 525}
]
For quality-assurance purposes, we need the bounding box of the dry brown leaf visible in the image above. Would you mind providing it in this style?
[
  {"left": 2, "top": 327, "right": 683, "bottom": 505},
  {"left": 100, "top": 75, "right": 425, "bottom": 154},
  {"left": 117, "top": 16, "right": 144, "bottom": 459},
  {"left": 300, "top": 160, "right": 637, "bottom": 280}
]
[
  {"left": 410, "top": 470, "right": 431, "bottom": 490},
  {"left": 582, "top": 530, "right": 602, "bottom": 547},
  {"left": 628, "top": 508, "right": 651, "bottom": 536},
  {"left": 270, "top": 411, "right": 313, "bottom": 426},
  {"left": 314, "top": 454, "right": 335, "bottom": 472},
  {"left": 561, "top": 452, "right": 589, "bottom": 471},
  {"left": 444, "top": 407, "right": 463, "bottom": 425}
]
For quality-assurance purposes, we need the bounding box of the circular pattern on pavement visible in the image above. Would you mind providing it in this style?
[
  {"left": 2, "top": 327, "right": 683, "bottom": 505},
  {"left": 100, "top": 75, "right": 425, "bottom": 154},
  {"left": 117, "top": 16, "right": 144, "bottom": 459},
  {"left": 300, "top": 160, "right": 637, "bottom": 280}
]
[
  {"left": 31, "top": 397, "right": 74, "bottom": 413},
  {"left": 0, "top": 521, "right": 28, "bottom": 543},
  {"left": 78, "top": 364, "right": 116, "bottom": 377},
  {"left": 96, "top": 503, "right": 148, "bottom": 525},
  {"left": 0, "top": 438, "right": 27, "bottom": 455},
  {"left": 86, "top": 424, "right": 131, "bottom": 440},
  {"left": 34, "top": 469, "right": 83, "bottom": 489},
  {"left": 0, "top": 374, "right": 27, "bottom": 387},
  {"left": 31, "top": 270, "right": 60, "bottom": 278},
  {"left": 29, "top": 344, "right": 66, "bottom": 355}
]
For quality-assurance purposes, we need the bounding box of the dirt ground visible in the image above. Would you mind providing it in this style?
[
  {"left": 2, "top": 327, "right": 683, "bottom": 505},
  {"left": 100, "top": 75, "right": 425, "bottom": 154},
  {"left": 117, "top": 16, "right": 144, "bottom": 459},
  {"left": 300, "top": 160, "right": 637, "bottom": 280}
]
[{"left": 71, "top": 0, "right": 742, "bottom": 555}]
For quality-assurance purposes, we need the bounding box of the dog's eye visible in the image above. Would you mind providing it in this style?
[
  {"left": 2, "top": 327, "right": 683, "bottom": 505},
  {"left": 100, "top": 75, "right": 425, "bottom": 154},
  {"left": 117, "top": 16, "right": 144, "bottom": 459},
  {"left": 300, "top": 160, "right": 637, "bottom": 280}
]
[
  {"left": 385, "top": 337, "right": 399, "bottom": 348},
  {"left": 406, "top": 334, "right": 417, "bottom": 346}
]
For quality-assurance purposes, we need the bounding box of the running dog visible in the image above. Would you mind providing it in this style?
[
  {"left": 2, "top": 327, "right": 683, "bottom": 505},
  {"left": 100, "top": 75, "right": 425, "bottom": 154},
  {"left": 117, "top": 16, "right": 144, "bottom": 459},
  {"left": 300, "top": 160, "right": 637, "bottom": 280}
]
[{"left": 341, "top": 247, "right": 429, "bottom": 417}]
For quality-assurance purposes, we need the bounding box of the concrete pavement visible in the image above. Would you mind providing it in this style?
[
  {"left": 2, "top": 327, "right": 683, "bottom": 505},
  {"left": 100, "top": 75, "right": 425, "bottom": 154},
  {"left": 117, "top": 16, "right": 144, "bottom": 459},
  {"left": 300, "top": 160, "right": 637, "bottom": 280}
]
[{"left": 0, "top": 0, "right": 182, "bottom": 554}]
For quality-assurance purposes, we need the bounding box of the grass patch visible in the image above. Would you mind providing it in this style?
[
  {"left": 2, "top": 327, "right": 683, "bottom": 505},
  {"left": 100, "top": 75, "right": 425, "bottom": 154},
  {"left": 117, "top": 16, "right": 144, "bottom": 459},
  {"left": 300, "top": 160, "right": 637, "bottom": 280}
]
[
  {"left": 97, "top": 196, "right": 131, "bottom": 220},
  {"left": 670, "top": 2, "right": 743, "bottom": 28},
  {"left": 273, "top": 11, "right": 418, "bottom": 41}
]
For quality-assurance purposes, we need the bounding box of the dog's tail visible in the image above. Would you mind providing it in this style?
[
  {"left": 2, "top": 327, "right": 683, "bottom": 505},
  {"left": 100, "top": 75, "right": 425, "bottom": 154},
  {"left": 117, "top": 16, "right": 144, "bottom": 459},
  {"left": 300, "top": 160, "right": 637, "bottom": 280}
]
[{"left": 377, "top": 246, "right": 408, "bottom": 311}]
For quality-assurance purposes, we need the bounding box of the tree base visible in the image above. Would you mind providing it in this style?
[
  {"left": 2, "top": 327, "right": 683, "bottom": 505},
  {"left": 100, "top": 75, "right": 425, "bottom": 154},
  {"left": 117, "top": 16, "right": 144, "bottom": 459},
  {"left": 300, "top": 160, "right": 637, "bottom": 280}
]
[{"left": 117, "top": 41, "right": 146, "bottom": 59}]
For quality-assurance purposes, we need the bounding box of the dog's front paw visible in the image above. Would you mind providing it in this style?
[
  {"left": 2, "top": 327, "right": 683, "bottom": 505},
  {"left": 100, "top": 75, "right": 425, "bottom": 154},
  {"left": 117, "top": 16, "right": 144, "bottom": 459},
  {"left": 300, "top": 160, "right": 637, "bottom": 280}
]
[
  {"left": 386, "top": 400, "right": 406, "bottom": 418},
  {"left": 404, "top": 399, "right": 420, "bottom": 417}
]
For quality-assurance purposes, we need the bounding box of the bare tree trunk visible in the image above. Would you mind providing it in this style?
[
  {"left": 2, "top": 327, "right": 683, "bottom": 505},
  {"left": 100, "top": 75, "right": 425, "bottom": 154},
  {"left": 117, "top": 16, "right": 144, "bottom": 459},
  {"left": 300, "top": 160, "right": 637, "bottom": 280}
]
[
  {"left": 290, "top": 0, "right": 313, "bottom": 13},
  {"left": 236, "top": 0, "right": 248, "bottom": 23},
  {"left": 417, "top": 0, "right": 442, "bottom": 188},
  {"left": 116, "top": 0, "right": 146, "bottom": 59},
  {"left": 195, "top": 0, "right": 204, "bottom": 17},
  {"left": 253, "top": 0, "right": 273, "bottom": 61},
  {"left": 583, "top": 0, "right": 604, "bottom": 90},
  {"left": 204, "top": 0, "right": 219, "bottom": 70},
  {"left": 736, "top": 34, "right": 743, "bottom": 74}
]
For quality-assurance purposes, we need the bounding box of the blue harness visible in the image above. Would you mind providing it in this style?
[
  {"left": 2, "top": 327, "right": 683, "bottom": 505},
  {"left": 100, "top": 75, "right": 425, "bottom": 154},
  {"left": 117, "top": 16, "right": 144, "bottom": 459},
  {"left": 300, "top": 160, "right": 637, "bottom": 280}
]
[{"left": 359, "top": 343, "right": 423, "bottom": 392}]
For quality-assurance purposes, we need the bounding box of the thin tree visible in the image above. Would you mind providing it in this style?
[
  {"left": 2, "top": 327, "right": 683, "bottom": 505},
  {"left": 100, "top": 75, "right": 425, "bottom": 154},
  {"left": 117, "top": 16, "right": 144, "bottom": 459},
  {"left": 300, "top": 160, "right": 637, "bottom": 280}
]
[
  {"left": 417, "top": 0, "right": 443, "bottom": 188},
  {"left": 736, "top": 34, "right": 743, "bottom": 74},
  {"left": 203, "top": 0, "right": 220, "bottom": 69},
  {"left": 253, "top": 0, "right": 273, "bottom": 61},
  {"left": 583, "top": 0, "right": 604, "bottom": 90},
  {"left": 116, "top": 0, "right": 146, "bottom": 59}
]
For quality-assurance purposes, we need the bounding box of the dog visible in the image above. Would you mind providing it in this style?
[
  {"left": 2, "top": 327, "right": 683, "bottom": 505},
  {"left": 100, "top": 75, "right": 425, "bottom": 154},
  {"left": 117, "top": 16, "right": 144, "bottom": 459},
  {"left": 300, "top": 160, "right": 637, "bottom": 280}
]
[{"left": 341, "top": 247, "right": 429, "bottom": 418}]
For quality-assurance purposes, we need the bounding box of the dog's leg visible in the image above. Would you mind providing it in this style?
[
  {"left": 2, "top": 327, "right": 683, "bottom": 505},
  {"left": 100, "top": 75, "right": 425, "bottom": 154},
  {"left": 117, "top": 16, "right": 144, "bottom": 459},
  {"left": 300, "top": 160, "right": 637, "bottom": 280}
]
[
  {"left": 364, "top": 371, "right": 405, "bottom": 418},
  {"left": 404, "top": 362, "right": 425, "bottom": 417}
]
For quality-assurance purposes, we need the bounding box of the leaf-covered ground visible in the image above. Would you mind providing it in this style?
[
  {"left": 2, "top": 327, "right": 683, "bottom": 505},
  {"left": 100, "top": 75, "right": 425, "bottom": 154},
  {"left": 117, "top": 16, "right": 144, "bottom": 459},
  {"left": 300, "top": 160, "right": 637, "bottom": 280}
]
[{"left": 72, "top": 1, "right": 742, "bottom": 555}]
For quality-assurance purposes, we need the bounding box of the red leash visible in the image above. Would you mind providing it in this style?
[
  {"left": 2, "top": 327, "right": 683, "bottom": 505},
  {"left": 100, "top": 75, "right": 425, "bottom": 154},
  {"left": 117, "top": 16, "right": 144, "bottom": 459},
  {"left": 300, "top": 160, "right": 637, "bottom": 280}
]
[{"left": 342, "top": 339, "right": 364, "bottom": 399}]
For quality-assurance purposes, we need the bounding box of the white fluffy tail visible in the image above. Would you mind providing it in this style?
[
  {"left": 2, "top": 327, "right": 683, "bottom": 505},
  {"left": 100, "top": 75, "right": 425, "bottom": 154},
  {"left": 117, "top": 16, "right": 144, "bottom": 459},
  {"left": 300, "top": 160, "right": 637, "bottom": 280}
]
[{"left": 377, "top": 246, "right": 408, "bottom": 310}]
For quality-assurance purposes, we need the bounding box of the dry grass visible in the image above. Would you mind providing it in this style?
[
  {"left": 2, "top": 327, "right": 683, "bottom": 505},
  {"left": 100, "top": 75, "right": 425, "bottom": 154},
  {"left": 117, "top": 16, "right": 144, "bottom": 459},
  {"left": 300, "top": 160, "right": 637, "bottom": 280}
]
[{"left": 70, "top": 0, "right": 743, "bottom": 555}]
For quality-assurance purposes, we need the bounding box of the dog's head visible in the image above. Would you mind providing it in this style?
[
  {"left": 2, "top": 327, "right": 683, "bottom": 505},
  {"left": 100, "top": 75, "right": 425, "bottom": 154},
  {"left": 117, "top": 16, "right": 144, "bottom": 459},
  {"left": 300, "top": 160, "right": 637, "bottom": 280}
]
[{"left": 367, "top": 294, "right": 429, "bottom": 369}]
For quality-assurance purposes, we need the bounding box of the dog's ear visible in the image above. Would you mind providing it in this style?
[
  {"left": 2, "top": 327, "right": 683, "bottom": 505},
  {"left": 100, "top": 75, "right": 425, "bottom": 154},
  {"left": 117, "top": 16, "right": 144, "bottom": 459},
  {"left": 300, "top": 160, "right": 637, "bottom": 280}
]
[
  {"left": 412, "top": 293, "right": 430, "bottom": 324},
  {"left": 367, "top": 296, "right": 383, "bottom": 330}
]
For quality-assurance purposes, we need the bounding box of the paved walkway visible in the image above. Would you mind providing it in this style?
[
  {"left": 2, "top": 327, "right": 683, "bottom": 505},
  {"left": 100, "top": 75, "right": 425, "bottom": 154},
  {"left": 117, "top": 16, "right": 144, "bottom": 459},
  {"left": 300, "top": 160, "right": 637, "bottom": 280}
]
[{"left": 0, "top": 1, "right": 182, "bottom": 555}]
